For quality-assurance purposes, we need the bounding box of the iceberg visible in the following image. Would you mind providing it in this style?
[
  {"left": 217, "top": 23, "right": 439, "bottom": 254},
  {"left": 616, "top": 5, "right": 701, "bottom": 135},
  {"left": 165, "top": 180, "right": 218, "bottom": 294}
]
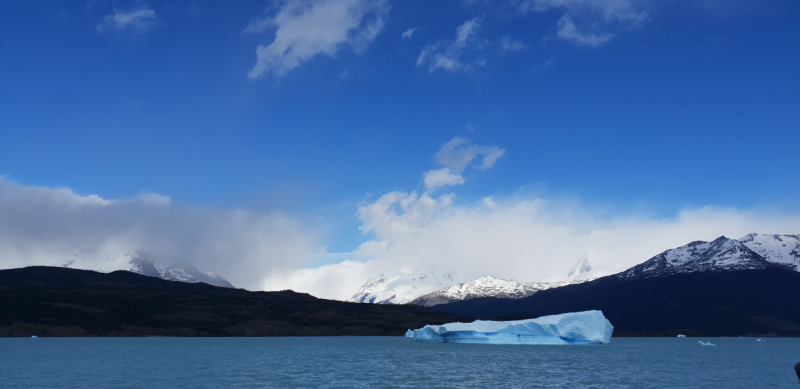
[
  {"left": 699, "top": 341, "right": 715, "bottom": 346},
  {"left": 405, "top": 329, "right": 414, "bottom": 337},
  {"left": 412, "top": 310, "right": 613, "bottom": 345}
]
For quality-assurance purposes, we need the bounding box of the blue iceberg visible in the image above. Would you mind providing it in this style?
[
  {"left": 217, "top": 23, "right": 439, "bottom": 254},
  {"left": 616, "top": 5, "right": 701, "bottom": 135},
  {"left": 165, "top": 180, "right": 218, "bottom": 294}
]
[{"left": 412, "top": 310, "right": 613, "bottom": 345}]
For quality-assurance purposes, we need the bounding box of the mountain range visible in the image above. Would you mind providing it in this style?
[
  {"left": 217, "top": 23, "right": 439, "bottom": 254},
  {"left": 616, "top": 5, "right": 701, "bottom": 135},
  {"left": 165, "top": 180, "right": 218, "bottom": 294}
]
[
  {"left": 351, "top": 233, "right": 800, "bottom": 308},
  {"left": 128, "top": 252, "right": 234, "bottom": 288},
  {"left": 430, "top": 234, "right": 800, "bottom": 336}
]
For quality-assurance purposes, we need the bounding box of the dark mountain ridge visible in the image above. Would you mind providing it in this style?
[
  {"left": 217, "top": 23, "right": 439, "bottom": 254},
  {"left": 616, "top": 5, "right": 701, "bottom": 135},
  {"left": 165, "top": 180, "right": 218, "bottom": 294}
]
[
  {"left": 0, "top": 266, "right": 464, "bottom": 337},
  {"left": 431, "top": 235, "right": 800, "bottom": 336}
]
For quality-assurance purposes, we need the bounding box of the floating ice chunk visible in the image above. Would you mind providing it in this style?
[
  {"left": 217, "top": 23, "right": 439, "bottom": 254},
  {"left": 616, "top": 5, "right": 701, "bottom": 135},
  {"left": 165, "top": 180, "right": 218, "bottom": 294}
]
[
  {"left": 31, "top": 335, "right": 38, "bottom": 339},
  {"left": 699, "top": 341, "right": 715, "bottom": 346},
  {"left": 412, "top": 310, "right": 613, "bottom": 345},
  {"left": 756, "top": 339, "right": 762, "bottom": 342},
  {"left": 405, "top": 329, "right": 414, "bottom": 337},
  {"left": 677, "top": 334, "right": 686, "bottom": 338}
]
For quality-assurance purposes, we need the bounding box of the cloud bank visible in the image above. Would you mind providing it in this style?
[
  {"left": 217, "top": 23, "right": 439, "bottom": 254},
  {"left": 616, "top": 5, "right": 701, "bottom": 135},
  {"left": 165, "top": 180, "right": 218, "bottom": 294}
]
[
  {"left": 0, "top": 177, "right": 319, "bottom": 290},
  {"left": 246, "top": 0, "right": 390, "bottom": 78},
  {"left": 262, "top": 138, "right": 800, "bottom": 301}
]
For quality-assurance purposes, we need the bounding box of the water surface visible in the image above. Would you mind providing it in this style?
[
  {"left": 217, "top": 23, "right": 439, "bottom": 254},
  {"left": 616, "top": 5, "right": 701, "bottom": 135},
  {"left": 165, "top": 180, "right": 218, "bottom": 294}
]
[{"left": 1, "top": 337, "right": 798, "bottom": 388}]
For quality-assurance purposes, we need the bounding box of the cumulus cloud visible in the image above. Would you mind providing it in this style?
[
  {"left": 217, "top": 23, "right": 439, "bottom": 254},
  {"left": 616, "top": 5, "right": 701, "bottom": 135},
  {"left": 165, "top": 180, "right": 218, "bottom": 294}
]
[
  {"left": 0, "top": 177, "right": 319, "bottom": 291},
  {"left": 246, "top": 0, "right": 390, "bottom": 78},
  {"left": 416, "top": 17, "right": 482, "bottom": 73},
  {"left": 517, "top": 0, "right": 648, "bottom": 46},
  {"left": 96, "top": 5, "right": 160, "bottom": 35},
  {"left": 401, "top": 27, "right": 416, "bottom": 39}
]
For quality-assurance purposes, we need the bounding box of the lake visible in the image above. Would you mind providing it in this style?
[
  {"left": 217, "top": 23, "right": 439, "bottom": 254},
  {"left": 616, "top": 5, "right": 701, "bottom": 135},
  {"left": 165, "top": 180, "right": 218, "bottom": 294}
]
[{"left": 1, "top": 337, "right": 798, "bottom": 388}]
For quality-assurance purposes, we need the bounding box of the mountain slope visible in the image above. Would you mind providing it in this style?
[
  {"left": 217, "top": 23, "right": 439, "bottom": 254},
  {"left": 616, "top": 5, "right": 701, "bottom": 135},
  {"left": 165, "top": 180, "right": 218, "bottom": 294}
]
[
  {"left": 618, "top": 236, "right": 771, "bottom": 280},
  {"left": 0, "top": 266, "right": 464, "bottom": 337},
  {"left": 739, "top": 233, "right": 800, "bottom": 271},
  {"left": 128, "top": 252, "right": 234, "bottom": 288}
]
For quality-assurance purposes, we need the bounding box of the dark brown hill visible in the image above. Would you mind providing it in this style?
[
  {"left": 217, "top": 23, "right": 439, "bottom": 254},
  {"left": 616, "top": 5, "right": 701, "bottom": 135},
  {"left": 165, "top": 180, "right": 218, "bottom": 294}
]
[{"left": 0, "top": 266, "right": 463, "bottom": 337}]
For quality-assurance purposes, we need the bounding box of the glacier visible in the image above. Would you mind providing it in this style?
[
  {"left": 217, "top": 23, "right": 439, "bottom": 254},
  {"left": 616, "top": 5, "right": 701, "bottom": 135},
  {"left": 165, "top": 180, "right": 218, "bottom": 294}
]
[{"left": 411, "top": 310, "right": 613, "bottom": 345}]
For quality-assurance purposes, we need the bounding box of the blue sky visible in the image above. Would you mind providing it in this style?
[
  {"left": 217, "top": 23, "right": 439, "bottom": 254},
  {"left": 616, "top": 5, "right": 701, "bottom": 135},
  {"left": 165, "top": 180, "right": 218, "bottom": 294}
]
[{"left": 1, "top": 0, "right": 799, "bottom": 296}]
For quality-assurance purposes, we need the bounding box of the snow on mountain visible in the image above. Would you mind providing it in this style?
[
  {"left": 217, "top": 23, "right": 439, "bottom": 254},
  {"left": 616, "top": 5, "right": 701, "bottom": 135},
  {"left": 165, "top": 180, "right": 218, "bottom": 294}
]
[
  {"left": 409, "top": 255, "right": 619, "bottom": 307},
  {"left": 129, "top": 252, "right": 234, "bottom": 288},
  {"left": 409, "top": 275, "right": 540, "bottom": 307},
  {"left": 566, "top": 253, "right": 618, "bottom": 282},
  {"left": 348, "top": 269, "right": 454, "bottom": 304},
  {"left": 739, "top": 233, "right": 800, "bottom": 271},
  {"left": 618, "top": 235, "right": 772, "bottom": 280}
]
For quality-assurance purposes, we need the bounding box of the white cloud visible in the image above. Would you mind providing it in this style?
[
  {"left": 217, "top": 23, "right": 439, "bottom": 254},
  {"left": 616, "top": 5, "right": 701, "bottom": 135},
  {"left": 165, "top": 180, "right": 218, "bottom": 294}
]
[
  {"left": 275, "top": 191, "right": 800, "bottom": 300},
  {"left": 517, "top": 0, "right": 648, "bottom": 47},
  {"left": 96, "top": 5, "right": 160, "bottom": 35},
  {"left": 246, "top": 0, "right": 390, "bottom": 79},
  {"left": 423, "top": 168, "right": 465, "bottom": 190},
  {"left": 401, "top": 27, "right": 416, "bottom": 39},
  {"left": 499, "top": 36, "right": 526, "bottom": 53},
  {"left": 434, "top": 136, "right": 505, "bottom": 170},
  {"left": 0, "top": 177, "right": 319, "bottom": 291},
  {"left": 416, "top": 17, "right": 482, "bottom": 73}
]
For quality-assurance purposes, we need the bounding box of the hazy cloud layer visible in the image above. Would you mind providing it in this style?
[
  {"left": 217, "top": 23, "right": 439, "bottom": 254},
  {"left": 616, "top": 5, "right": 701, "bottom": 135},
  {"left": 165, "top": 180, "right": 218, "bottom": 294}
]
[
  {"left": 0, "top": 177, "right": 319, "bottom": 290},
  {"left": 246, "top": 0, "right": 389, "bottom": 78},
  {"left": 96, "top": 5, "right": 160, "bottom": 35}
]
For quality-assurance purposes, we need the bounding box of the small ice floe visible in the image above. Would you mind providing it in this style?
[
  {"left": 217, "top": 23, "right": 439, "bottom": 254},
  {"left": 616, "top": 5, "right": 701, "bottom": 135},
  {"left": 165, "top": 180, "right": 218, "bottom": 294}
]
[
  {"left": 31, "top": 335, "right": 38, "bottom": 339},
  {"left": 698, "top": 341, "right": 715, "bottom": 346},
  {"left": 756, "top": 339, "right": 762, "bottom": 342},
  {"left": 405, "top": 329, "right": 414, "bottom": 338},
  {"left": 677, "top": 334, "right": 686, "bottom": 338}
]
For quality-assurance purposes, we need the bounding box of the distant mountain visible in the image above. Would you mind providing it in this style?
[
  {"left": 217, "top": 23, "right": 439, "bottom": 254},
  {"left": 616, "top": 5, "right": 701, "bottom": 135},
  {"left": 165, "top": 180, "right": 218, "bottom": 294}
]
[
  {"left": 0, "top": 266, "right": 463, "bottom": 337},
  {"left": 409, "top": 255, "right": 616, "bottom": 307},
  {"left": 619, "top": 234, "right": 799, "bottom": 280},
  {"left": 349, "top": 269, "right": 454, "bottom": 304},
  {"left": 430, "top": 233, "right": 800, "bottom": 336},
  {"left": 128, "top": 252, "right": 234, "bottom": 289}
]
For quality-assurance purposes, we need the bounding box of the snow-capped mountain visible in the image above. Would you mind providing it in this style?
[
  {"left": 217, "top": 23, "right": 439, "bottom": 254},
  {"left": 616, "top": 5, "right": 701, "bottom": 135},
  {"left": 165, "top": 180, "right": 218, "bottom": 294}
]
[
  {"left": 618, "top": 234, "right": 798, "bottom": 280},
  {"left": 566, "top": 254, "right": 618, "bottom": 282},
  {"left": 128, "top": 252, "right": 234, "bottom": 288},
  {"left": 410, "top": 275, "right": 542, "bottom": 307},
  {"left": 739, "top": 233, "right": 800, "bottom": 271},
  {"left": 348, "top": 269, "right": 454, "bottom": 304},
  {"left": 408, "top": 260, "right": 618, "bottom": 308}
]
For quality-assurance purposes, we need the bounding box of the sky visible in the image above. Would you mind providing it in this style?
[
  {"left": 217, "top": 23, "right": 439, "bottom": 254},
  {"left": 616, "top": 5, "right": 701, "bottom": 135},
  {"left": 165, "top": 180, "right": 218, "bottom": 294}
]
[{"left": 1, "top": 0, "right": 799, "bottom": 299}]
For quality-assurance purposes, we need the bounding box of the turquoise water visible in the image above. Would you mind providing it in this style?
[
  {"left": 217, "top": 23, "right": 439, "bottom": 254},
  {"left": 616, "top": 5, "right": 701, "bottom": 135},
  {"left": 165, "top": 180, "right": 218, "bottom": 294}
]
[{"left": 1, "top": 337, "right": 799, "bottom": 388}]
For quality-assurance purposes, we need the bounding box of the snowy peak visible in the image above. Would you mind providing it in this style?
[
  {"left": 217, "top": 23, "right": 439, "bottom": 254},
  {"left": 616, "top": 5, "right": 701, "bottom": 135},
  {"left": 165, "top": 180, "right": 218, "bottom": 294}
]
[
  {"left": 566, "top": 254, "right": 617, "bottom": 282},
  {"left": 129, "top": 252, "right": 234, "bottom": 288},
  {"left": 409, "top": 275, "right": 602, "bottom": 307},
  {"left": 618, "top": 236, "right": 770, "bottom": 280},
  {"left": 348, "top": 269, "right": 454, "bottom": 304},
  {"left": 739, "top": 233, "right": 800, "bottom": 271},
  {"left": 410, "top": 275, "right": 540, "bottom": 307}
]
